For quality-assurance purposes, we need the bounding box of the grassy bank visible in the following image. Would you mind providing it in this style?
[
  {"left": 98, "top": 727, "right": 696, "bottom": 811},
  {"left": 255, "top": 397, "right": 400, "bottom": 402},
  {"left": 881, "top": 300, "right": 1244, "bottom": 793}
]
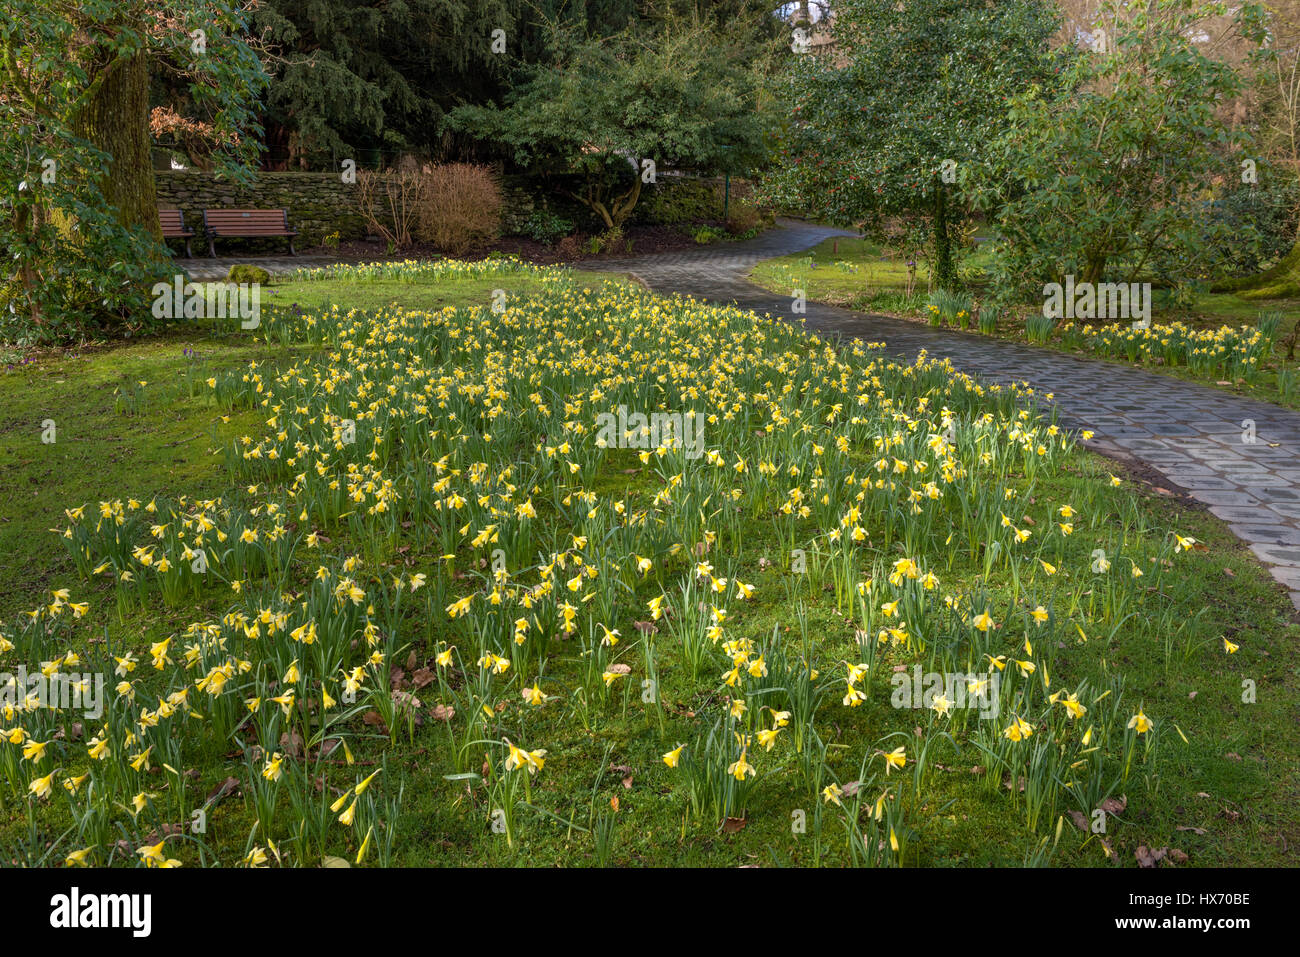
[
  {"left": 750, "top": 237, "right": 1300, "bottom": 410},
  {"left": 1, "top": 261, "right": 1296, "bottom": 868}
]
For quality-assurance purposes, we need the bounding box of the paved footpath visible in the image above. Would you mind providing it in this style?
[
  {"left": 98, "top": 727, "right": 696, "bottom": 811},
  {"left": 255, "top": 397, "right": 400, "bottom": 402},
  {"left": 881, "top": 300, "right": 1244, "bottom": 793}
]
[
  {"left": 183, "top": 254, "right": 353, "bottom": 282},
  {"left": 587, "top": 219, "right": 1300, "bottom": 611}
]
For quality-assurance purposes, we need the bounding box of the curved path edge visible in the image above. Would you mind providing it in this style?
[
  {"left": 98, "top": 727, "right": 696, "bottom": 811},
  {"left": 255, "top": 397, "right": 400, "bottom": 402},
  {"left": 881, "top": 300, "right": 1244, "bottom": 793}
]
[{"left": 587, "top": 219, "right": 1300, "bottom": 613}]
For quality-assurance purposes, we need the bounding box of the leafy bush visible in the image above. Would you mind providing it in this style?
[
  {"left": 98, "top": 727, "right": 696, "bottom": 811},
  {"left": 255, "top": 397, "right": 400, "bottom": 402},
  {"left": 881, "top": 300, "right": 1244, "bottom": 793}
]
[
  {"left": 692, "top": 225, "right": 727, "bottom": 244},
  {"left": 584, "top": 227, "right": 624, "bottom": 255},
  {"left": 523, "top": 207, "right": 574, "bottom": 245},
  {"left": 642, "top": 178, "right": 719, "bottom": 225},
  {"left": 1202, "top": 174, "right": 1300, "bottom": 277}
]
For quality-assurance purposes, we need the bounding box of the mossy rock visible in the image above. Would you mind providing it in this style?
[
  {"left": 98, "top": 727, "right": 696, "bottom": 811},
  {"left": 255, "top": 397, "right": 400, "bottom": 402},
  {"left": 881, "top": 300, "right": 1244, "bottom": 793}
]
[{"left": 227, "top": 265, "right": 271, "bottom": 285}]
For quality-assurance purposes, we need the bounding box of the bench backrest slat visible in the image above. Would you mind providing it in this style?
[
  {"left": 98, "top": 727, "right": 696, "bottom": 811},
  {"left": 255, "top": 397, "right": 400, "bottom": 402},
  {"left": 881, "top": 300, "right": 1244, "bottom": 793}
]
[
  {"left": 204, "top": 209, "right": 291, "bottom": 233},
  {"left": 159, "top": 209, "right": 190, "bottom": 234}
]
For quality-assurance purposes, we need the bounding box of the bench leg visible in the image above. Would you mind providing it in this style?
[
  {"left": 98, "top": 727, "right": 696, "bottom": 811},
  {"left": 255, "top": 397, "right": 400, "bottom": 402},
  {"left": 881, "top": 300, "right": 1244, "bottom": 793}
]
[
  {"left": 287, "top": 237, "right": 297, "bottom": 256},
  {"left": 184, "top": 238, "right": 193, "bottom": 259},
  {"left": 208, "top": 236, "right": 216, "bottom": 258}
]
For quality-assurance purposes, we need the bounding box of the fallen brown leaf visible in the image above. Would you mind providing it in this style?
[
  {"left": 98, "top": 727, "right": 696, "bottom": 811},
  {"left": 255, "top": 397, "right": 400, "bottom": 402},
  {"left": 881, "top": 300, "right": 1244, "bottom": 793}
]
[
  {"left": 279, "top": 730, "right": 303, "bottom": 759},
  {"left": 205, "top": 776, "right": 241, "bottom": 808},
  {"left": 1136, "top": 845, "right": 1166, "bottom": 868}
]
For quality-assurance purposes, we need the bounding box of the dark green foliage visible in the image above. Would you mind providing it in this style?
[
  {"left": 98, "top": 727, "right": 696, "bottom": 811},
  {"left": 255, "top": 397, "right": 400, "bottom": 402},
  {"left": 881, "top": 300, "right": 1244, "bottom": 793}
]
[
  {"left": 1203, "top": 173, "right": 1300, "bottom": 278},
  {"left": 250, "top": 1, "right": 782, "bottom": 167},
  {"left": 763, "top": 0, "right": 1065, "bottom": 291},
  {"left": 640, "top": 178, "right": 720, "bottom": 225},
  {"left": 981, "top": 1, "right": 1270, "bottom": 297},
  {"left": 446, "top": 17, "right": 768, "bottom": 229},
  {"left": 522, "top": 206, "right": 574, "bottom": 245}
]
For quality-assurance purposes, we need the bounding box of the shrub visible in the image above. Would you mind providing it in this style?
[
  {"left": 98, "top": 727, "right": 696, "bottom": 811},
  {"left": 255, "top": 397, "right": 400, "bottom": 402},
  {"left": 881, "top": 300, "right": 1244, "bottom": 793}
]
[
  {"left": 356, "top": 164, "right": 503, "bottom": 253},
  {"left": 584, "top": 227, "right": 624, "bottom": 255},
  {"left": 642, "top": 178, "right": 718, "bottom": 224},
  {"left": 228, "top": 265, "right": 270, "bottom": 285},
  {"left": 724, "top": 201, "right": 763, "bottom": 236},
  {"left": 692, "top": 225, "right": 727, "bottom": 244},
  {"left": 555, "top": 235, "right": 582, "bottom": 260},
  {"left": 1202, "top": 174, "right": 1300, "bottom": 277},
  {"left": 356, "top": 166, "right": 424, "bottom": 248},
  {"left": 523, "top": 207, "right": 574, "bottom": 245},
  {"left": 416, "top": 163, "right": 503, "bottom": 255}
]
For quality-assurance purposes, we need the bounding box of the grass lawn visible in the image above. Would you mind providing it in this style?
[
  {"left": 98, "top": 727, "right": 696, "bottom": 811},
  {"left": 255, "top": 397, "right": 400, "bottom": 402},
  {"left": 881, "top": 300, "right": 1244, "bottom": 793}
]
[
  {"left": 0, "top": 265, "right": 623, "bottom": 622},
  {"left": 1, "top": 260, "right": 1296, "bottom": 868},
  {"left": 751, "top": 235, "right": 934, "bottom": 313},
  {"left": 751, "top": 237, "right": 1300, "bottom": 410}
]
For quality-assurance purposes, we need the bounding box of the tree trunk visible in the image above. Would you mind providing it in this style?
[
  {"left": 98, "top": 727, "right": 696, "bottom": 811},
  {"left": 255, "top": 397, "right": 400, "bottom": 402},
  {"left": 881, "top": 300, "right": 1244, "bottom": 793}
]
[
  {"left": 1081, "top": 254, "right": 1106, "bottom": 287},
  {"left": 72, "top": 50, "right": 162, "bottom": 241},
  {"left": 933, "top": 186, "right": 956, "bottom": 290},
  {"left": 609, "top": 170, "right": 643, "bottom": 229}
]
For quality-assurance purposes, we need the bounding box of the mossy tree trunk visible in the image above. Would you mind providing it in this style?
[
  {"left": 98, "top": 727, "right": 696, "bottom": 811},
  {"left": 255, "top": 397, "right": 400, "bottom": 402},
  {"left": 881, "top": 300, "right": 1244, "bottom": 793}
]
[
  {"left": 72, "top": 50, "right": 162, "bottom": 242},
  {"left": 1211, "top": 232, "right": 1300, "bottom": 298}
]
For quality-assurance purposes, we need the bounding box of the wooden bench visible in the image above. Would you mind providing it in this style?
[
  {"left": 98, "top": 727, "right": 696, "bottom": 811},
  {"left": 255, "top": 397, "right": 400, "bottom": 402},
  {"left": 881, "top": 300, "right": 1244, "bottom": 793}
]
[
  {"left": 159, "top": 209, "right": 195, "bottom": 258},
  {"left": 203, "top": 208, "right": 298, "bottom": 257}
]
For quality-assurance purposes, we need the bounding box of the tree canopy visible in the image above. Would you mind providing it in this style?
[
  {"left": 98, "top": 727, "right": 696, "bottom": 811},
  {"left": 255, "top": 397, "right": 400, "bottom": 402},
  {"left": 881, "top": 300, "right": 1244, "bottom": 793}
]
[
  {"left": 446, "top": 16, "right": 771, "bottom": 229},
  {"left": 762, "top": 0, "right": 1067, "bottom": 289}
]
